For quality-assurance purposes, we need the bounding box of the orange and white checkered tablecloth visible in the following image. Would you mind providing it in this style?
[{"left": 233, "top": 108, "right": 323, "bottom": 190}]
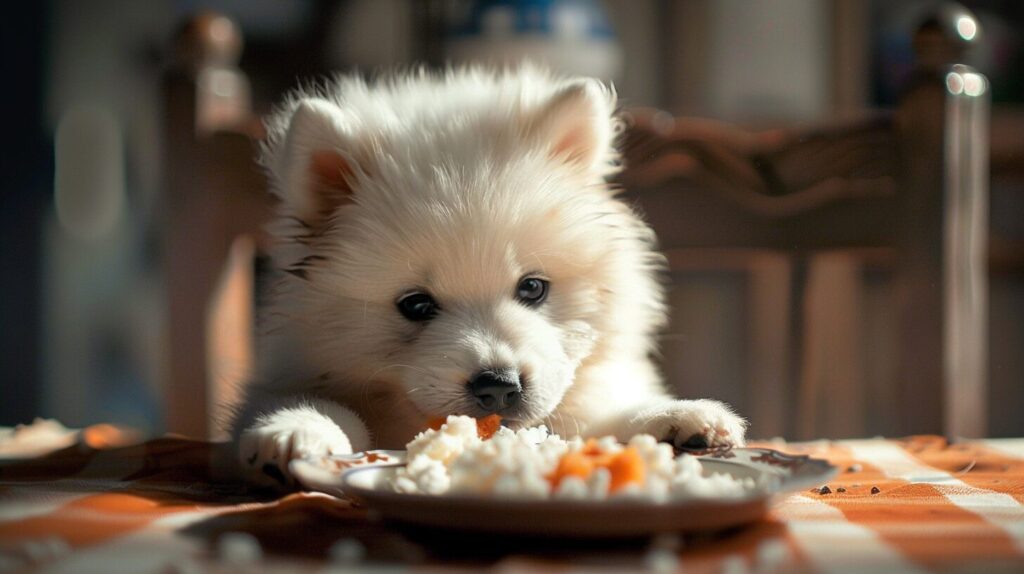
[{"left": 1, "top": 422, "right": 1023, "bottom": 573}]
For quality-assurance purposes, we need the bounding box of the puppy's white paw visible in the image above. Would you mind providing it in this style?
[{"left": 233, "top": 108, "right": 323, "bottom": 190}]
[
  {"left": 632, "top": 399, "right": 747, "bottom": 450},
  {"left": 238, "top": 414, "right": 353, "bottom": 488}
]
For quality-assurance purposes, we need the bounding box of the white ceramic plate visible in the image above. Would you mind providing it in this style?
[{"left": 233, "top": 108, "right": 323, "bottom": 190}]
[{"left": 292, "top": 448, "right": 836, "bottom": 538}]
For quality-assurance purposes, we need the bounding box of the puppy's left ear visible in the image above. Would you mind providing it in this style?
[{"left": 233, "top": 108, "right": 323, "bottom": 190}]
[{"left": 532, "top": 79, "right": 617, "bottom": 175}]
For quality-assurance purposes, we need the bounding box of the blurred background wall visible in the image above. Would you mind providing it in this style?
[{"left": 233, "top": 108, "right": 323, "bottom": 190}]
[{"left": 1, "top": 0, "right": 1021, "bottom": 439}]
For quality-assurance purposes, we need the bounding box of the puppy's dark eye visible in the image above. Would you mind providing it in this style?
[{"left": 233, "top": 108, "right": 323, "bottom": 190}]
[
  {"left": 516, "top": 277, "right": 549, "bottom": 307},
  {"left": 397, "top": 292, "right": 439, "bottom": 321}
]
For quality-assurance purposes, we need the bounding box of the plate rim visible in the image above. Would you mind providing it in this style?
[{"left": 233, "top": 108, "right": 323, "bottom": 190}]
[{"left": 338, "top": 446, "right": 837, "bottom": 509}]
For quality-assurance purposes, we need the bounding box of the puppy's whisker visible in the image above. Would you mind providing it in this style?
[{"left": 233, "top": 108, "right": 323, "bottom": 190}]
[
  {"left": 560, "top": 411, "right": 581, "bottom": 438},
  {"left": 364, "top": 363, "right": 433, "bottom": 381},
  {"left": 434, "top": 395, "right": 471, "bottom": 415}
]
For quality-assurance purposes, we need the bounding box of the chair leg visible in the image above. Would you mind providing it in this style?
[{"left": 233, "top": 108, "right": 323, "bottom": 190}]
[
  {"left": 746, "top": 253, "right": 793, "bottom": 439},
  {"left": 205, "top": 235, "right": 257, "bottom": 441},
  {"left": 799, "top": 253, "right": 865, "bottom": 439}
]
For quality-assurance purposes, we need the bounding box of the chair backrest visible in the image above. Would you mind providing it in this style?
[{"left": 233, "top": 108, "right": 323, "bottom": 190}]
[{"left": 617, "top": 13, "right": 989, "bottom": 439}]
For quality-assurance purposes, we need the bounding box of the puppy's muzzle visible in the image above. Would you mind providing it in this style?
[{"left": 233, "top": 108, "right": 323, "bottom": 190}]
[{"left": 468, "top": 369, "right": 522, "bottom": 413}]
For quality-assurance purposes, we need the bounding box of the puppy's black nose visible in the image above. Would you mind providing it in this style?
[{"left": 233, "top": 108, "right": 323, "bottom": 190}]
[{"left": 468, "top": 370, "right": 522, "bottom": 413}]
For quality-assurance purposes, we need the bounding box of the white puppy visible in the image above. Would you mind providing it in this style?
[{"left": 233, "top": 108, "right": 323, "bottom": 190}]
[{"left": 231, "top": 67, "right": 746, "bottom": 487}]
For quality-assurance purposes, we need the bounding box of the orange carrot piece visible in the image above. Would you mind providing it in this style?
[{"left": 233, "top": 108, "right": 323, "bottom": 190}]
[
  {"left": 581, "top": 438, "right": 604, "bottom": 456},
  {"left": 548, "top": 444, "right": 647, "bottom": 493},
  {"left": 548, "top": 451, "right": 596, "bottom": 488},
  {"left": 607, "top": 447, "right": 646, "bottom": 493},
  {"left": 475, "top": 414, "right": 503, "bottom": 439},
  {"left": 427, "top": 417, "right": 447, "bottom": 431}
]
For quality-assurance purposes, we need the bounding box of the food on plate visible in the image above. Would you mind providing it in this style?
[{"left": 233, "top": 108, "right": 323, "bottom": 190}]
[
  {"left": 426, "top": 414, "right": 503, "bottom": 439},
  {"left": 387, "top": 416, "right": 767, "bottom": 501},
  {"left": 547, "top": 440, "right": 646, "bottom": 494}
]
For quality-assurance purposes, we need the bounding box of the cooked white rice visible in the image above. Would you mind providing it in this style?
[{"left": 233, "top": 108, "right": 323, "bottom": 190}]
[{"left": 387, "top": 416, "right": 768, "bottom": 501}]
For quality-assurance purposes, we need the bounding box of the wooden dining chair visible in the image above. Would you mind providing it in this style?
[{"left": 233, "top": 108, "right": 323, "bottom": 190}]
[{"left": 617, "top": 12, "right": 990, "bottom": 439}]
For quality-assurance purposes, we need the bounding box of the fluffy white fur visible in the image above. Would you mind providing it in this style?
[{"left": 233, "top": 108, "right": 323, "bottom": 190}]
[{"left": 230, "top": 66, "right": 746, "bottom": 488}]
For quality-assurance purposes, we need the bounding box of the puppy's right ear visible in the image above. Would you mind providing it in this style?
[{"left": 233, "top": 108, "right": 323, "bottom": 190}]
[{"left": 276, "top": 99, "right": 357, "bottom": 226}]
